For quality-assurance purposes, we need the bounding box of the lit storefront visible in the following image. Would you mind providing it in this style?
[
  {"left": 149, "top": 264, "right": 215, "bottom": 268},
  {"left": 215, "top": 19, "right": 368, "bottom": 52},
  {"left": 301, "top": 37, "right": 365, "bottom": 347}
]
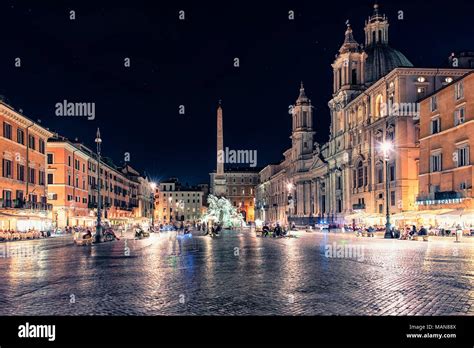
[{"left": 0, "top": 211, "right": 53, "bottom": 232}]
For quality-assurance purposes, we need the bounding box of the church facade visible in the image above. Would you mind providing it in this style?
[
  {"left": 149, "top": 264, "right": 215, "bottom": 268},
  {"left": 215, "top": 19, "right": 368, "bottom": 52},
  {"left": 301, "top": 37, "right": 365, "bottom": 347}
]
[{"left": 255, "top": 4, "right": 471, "bottom": 226}]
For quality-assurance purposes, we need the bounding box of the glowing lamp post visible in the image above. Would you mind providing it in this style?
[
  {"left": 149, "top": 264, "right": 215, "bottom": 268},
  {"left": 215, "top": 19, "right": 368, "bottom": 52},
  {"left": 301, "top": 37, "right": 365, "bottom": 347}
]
[
  {"left": 381, "top": 140, "right": 394, "bottom": 239},
  {"left": 150, "top": 182, "right": 156, "bottom": 227},
  {"left": 287, "top": 182, "right": 295, "bottom": 226}
]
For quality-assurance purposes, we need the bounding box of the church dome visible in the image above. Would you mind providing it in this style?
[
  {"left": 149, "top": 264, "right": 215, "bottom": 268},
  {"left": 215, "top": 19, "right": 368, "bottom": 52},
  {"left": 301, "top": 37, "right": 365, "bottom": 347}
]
[{"left": 365, "top": 44, "right": 413, "bottom": 83}]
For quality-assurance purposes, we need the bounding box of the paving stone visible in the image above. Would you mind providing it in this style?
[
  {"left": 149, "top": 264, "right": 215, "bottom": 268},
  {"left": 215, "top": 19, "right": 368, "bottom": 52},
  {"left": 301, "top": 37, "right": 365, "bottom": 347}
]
[{"left": 0, "top": 231, "right": 472, "bottom": 315}]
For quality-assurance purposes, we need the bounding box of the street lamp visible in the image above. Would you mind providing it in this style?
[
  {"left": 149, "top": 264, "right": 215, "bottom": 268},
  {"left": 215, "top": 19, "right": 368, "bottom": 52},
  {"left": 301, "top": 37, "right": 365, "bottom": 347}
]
[
  {"left": 150, "top": 182, "right": 156, "bottom": 227},
  {"left": 168, "top": 196, "right": 172, "bottom": 222},
  {"left": 95, "top": 128, "right": 103, "bottom": 243},
  {"left": 381, "top": 140, "right": 394, "bottom": 239},
  {"left": 287, "top": 182, "right": 295, "bottom": 226}
]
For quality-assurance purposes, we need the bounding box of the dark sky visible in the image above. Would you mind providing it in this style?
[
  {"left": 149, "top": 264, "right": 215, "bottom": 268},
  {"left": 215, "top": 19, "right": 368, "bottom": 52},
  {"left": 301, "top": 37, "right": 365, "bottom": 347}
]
[{"left": 1, "top": 0, "right": 473, "bottom": 185}]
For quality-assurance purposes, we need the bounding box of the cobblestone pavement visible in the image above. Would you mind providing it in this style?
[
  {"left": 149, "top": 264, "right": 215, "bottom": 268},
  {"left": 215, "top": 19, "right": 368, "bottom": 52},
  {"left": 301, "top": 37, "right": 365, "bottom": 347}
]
[{"left": 0, "top": 230, "right": 472, "bottom": 315}]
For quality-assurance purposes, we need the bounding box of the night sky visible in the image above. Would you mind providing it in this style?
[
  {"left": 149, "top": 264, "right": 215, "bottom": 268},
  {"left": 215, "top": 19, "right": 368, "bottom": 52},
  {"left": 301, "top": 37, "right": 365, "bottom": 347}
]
[{"left": 1, "top": 0, "right": 473, "bottom": 184}]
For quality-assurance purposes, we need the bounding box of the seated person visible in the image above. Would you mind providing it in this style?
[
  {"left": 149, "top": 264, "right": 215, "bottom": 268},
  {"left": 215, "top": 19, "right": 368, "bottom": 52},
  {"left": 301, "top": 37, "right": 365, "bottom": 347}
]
[
  {"left": 83, "top": 230, "right": 92, "bottom": 239},
  {"left": 418, "top": 226, "right": 427, "bottom": 236},
  {"left": 262, "top": 224, "right": 270, "bottom": 237}
]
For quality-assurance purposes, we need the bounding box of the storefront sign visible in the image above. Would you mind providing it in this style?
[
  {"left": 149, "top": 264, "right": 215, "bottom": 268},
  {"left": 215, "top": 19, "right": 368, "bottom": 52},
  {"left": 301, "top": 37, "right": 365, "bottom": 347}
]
[{"left": 415, "top": 198, "right": 464, "bottom": 206}]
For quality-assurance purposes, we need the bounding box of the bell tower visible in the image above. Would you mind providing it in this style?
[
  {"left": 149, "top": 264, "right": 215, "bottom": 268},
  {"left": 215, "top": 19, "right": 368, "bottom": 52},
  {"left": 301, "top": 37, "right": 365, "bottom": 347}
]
[
  {"left": 332, "top": 23, "right": 366, "bottom": 94},
  {"left": 329, "top": 22, "right": 367, "bottom": 136},
  {"left": 291, "top": 82, "right": 314, "bottom": 160}
]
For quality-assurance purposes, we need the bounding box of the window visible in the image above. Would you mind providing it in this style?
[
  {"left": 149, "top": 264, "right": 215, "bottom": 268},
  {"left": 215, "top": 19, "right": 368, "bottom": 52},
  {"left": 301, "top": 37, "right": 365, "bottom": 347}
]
[
  {"left": 47, "top": 153, "right": 54, "bottom": 164},
  {"left": 431, "top": 117, "right": 440, "bottom": 134},
  {"left": 2, "top": 190, "right": 12, "bottom": 207},
  {"left": 457, "top": 146, "right": 469, "bottom": 167},
  {"left": 39, "top": 139, "right": 45, "bottom": 154},
  {"left": 336, "top": 176, "right": 342, "bottom": 190},
  {"left": 454, "top": 107, "right": 465, "bottom": 126},
  {"left": 68, "top": 156, "right": 71, "bottom": 167},
  {"left": 430, "top": 153, "right": 442, "bottom": 172},
  {"left": 17, "top": 164, "right": 25, "bottom": 181},
  {"left": 357, "top": 162, "right": 363, "bottom": 188},
  {"left": 47, "top": 173, "right": 54, "bottom": 184},
  {"left": 3, "top": 122, "right": 12, "bottom": 140},
  {"left": 417, "top": 87, "right": 426, "bottom": 97},
  {"left": 67, "top": 195, "right": 73, "bottom": 201},
  {"left": 389, "top": 164, "right": 396, "bottom": 182},
  {"left": 377, "top": 165, "right": 383, "bottom": 184},
  {"left": 455, "top": 81, "right": 464, "bottom": 100},
  {"left": 430, "top": 96, "right": 438, "bottom": 112},
  {"left": 68, "top": 175, "right": 71, "bottom": 186},
  {"left": 363, "top": 166, "right": 368, "bottom": 186},
  {"left": 17, "top": 128, "right": 25, "bottom": 144},
  {"left": 390, "top": 191, "right": 396, "bottom": 206},
  {"left": 39, "top": 171, "right": 45, "bottom": 185},
  {"left": 28, "top": 135, "right": 36, "bottom": 150},
  {"left": 2, "top": 159, "right": 12, "bottom": 178},
  {"left": 29, "top": 168, "right": 36, "bottom": 184},
  {"left": 378, "top": 204, "right": 383, "bottom": 214},
  {"left": 375, "top": 94, "right": 384, "bottom": 117}
]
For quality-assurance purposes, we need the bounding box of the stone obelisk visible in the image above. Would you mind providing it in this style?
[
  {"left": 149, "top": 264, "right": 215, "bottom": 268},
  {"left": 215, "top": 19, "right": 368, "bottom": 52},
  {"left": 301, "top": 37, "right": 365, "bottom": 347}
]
[{"left": 214, "top": 100, "right": 226, "bottom": 196}]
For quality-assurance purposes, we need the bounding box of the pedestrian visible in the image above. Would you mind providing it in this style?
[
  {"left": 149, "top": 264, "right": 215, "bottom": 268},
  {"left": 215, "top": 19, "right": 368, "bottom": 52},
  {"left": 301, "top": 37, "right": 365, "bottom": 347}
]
[
  {"left": 262, "top": 223, "right": 269, "bottom": 237},
  {"left": 273, "top": 223, "right": 282, "bottom": 237},
  {"left": 418, "top": 226, "right": 427, "bottom": 236}
]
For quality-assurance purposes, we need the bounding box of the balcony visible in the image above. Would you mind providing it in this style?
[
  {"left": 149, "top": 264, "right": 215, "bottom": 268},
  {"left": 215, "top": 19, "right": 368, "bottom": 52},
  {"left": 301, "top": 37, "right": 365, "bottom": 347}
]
[
  {"left": 352, "top": 203, "right": 366, "bottom": 210},
  {"left": 0, "top": 199, "right": 52, "bottom": 211}
]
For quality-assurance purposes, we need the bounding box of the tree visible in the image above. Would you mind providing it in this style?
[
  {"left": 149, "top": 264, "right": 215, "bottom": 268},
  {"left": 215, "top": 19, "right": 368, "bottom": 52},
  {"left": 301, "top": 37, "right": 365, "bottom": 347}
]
[{"left": 201, "top": 195, "right": 245, "bottom": 228}]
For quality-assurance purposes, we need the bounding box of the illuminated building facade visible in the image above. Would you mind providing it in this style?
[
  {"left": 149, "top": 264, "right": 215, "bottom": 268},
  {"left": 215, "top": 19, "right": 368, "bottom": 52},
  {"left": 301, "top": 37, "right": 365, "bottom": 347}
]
[
  {"left": 155, "top": 178, "right": 203, "bottom": 223},
  {"left": 0, "top": 101, "right": 54, "bottom": 231},
  {"left": 256, "top": 3, "right": 472, "bottom": 226},
  {"left": 47, "top": 137, "right": 149, "bottom": 227},
  {"left": 418, "top": 71, "right": 474, "bottom": 216}
]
